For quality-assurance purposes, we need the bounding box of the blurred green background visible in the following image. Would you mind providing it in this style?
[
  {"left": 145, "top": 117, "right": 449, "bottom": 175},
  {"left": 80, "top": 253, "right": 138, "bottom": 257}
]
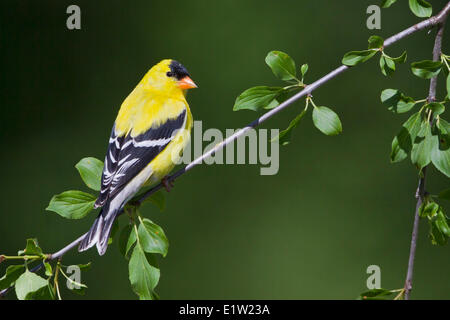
[{"left": 1, "top": 0, "right": 449, "bottom": 299}]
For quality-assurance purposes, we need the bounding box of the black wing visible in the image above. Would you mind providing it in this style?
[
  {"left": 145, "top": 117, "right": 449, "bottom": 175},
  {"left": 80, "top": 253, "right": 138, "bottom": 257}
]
[{"left": 95, "top": 109, "right": 186, "bottom": 207}]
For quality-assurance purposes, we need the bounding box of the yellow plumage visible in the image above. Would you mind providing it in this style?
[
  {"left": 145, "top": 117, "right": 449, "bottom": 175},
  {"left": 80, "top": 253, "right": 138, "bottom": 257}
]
[
  {"left": 115, "top": 59, "right": 193, "bottom": 184},
  {"left": 78, "top": 59, "right": 196, "bottom": 255},
  {"left": 115, "top": 59, "right": 191, "bottom": 136},
  {"left": 147, "top": 110, "right": 193, "bottom": 184}
]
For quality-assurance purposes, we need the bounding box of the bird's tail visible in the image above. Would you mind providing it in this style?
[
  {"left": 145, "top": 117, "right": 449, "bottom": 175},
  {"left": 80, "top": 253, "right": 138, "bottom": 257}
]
[{"left": 78, "top": 203, "right": 119, "bottom": 256}]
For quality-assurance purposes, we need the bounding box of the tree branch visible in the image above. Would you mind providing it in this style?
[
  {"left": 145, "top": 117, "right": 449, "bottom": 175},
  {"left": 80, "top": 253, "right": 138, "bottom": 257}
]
[
  {"left": 2, "top": 1, "right": 450, "bottom": 299},
  {"left": 403, "top": 15, "right": 448, "bottom": 300}
]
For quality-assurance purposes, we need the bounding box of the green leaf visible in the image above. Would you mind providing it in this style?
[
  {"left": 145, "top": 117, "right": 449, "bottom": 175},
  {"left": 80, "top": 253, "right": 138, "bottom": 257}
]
[
  {"left": 435, "top": 210, "right": 450, "bottom": 237},
  {"left": 431, "top": 119, "right": 450, "bottom": 177},
  {"left": 438, "top": 188, "right": 450, "bottom": 201},
  {"left": 312, "top": 106, "right": 342, "bottom": 136},
  {"left": 429, "top": 209, "right": 450, "bottom": 246},
  {"left": 391, "top": 111, "right": 423, "bottom": 163},
  {"left": 0, "top": 265, "right": 25, "bottom": 290},
  {"left": 264, "top": 90, "right": 291, "bottom": 110},
  {"left": 264, "top": 98, "right": 281, "bottom": 110},
  {"left": 425, "top": 102, "right": 445, "bottom": 117},
  {"left": 342, "top": 50, "right": 378, "bottom": 66},
  {"left": 18, "top": 238, "right": 43, "bottom": 257},
  {"left": 137, "top": 218, "right": 169, "bottom": 257},
  {"left": 384, "top": 57, "right": 396, "bottom": 71},
  {"left": 75, "top": 157, "right": 104, "bottom": 191},
  {"left": 118, "top": 224, "right": 135, "bottom": 258},
  {"left": 379, "top": 52, "right": 406, "bottom": 76},
  {"left": 429, "top": 219, "right": 447, "bottom": 245},
  {"left": 380, "top": 56, "right": 396, "bottom": 76},
  {"left": 380, "top": 89, "right": 416, "bottom": 114},
  {"left": 233, "top": 86, "right": 283, "bottom": 112},
  {"left": 26, "top": 284, "right": 55, "bottom": 300},
  {"left": 46, "top": 190, "right": 96, "bottom": 219},
  {"left": 411, "top": 60, "right": 442, "bottom": 79},
  {"left": 273, "top": 109, "right": 307, "bottom": 146},
  {"left": 380, "top": 89, "right": 399, "bottom": 105},
  {"left": 358, "top": 288, "right": 394, "bottom": 300},
  {"left": 447, "top": 74, "right": 450, "bottom": 98},
  {"left": 77, "top": 262, "right": 91, "bottom": 270},
  {"left": 419, "top": 201, "right": 439, "bottom": 218},
  {"left": 265, "top": 51, "right": 297, "bottom": 81},
  {"left": 44, "top": 262, "right": 52, "bottom": 277},
  {"left": 390, "top": 51, "right": 407, "bottom": 64},
  {"left": 439, "top": 118, "right": 450, "bottom": 132},
  {"left": 409, "top": 0, "right": 432, "bottom": 18},
  {"left": 129, "top": 242, "right": 160, "bottom": 300},
  {"left": 300, "top": 64, "right": 309, "bottom": 79},
  {"left": 368, "top": 35, "right": 384, "bottom": 49},
  {"left": 411, "top": 121, "right": 436, "bottom": 170},
  {"left": 381, "top": 0, "right": 397, "bottom": 8},
  {"left": 142, "top": 190, "right": 166, "bottom": 212},
  {"left": 15, "top": 270, "right": 48, "bottom": 300},
  {"left": 127, "top": 230, "right": 137, "bottom": 255}
]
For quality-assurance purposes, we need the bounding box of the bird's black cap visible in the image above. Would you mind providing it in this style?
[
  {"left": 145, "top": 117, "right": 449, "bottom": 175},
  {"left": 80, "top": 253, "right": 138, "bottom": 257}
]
[{"left": 167, "top": 60, "right": 190, "bottom": 80}]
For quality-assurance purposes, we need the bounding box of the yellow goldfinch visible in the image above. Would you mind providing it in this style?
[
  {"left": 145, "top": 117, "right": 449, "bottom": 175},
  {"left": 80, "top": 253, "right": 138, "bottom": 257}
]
[{"left": 78, "top": 59, "right": 197, "bottom": 255}]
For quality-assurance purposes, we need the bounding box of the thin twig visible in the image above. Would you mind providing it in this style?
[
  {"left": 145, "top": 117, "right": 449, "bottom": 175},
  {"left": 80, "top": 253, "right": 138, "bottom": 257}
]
[
  {"left": 403, "top": 16, "right": 448, "bottom": 300},
  {"left": 1, "top": 1, "right": 450, "bottom": 300},
  {"left": 54, "top": 260, "right": 62, "bottom": 300}
]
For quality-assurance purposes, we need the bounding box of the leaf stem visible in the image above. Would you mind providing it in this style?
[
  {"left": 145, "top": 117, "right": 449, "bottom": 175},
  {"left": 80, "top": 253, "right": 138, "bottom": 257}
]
[
  {"left": 283, "top": 83, "right": 305, "bottom": 91},
  {"left": 54, "top": 260, "right": 62, "bottom": 300},
  {"left": 307, "top": 96, "right": 317, "bottom": 108},
  {"left": 59, "top": 267, "right": 87, "bottom": 289},
  {"left": 304, "top": 97, "right": 310, "bottom": 111},
  {"left": 393, "top": 288, "right": 405, "bottom": 300},
  {"left": 1, "top": 255, "right": 42, "bottom": 260},
  {"left": 133, "top": 222, "right": 140, "bottom": 244},
  {"left": 427, "top": 109, "right": 432, "bottom": 122},
  {"left": 441, "top": 54, "right": 450, "bottom": 70}
]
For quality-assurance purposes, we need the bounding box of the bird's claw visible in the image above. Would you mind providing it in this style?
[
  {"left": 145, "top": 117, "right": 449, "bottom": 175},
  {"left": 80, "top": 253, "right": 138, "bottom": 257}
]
[{"left": 162, "top": 177, "right": 174, "bottom": 192}]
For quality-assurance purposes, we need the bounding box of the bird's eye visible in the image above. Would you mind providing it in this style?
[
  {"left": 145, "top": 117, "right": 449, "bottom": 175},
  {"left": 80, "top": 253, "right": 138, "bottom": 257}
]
[{"left": 166, "top": 71, "right": 174, "bottom": 77}]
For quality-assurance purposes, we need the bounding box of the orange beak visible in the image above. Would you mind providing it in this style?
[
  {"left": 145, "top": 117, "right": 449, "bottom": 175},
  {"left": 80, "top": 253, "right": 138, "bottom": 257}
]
[{"left": 177, "top": 76, "right": 198, "bottom": 89}]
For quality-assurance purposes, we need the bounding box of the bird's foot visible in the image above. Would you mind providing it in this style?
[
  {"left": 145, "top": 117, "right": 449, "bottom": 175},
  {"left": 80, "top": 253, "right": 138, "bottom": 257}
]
[{"left": 161, "top": 176, "right": 174, "bottom": 192}]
